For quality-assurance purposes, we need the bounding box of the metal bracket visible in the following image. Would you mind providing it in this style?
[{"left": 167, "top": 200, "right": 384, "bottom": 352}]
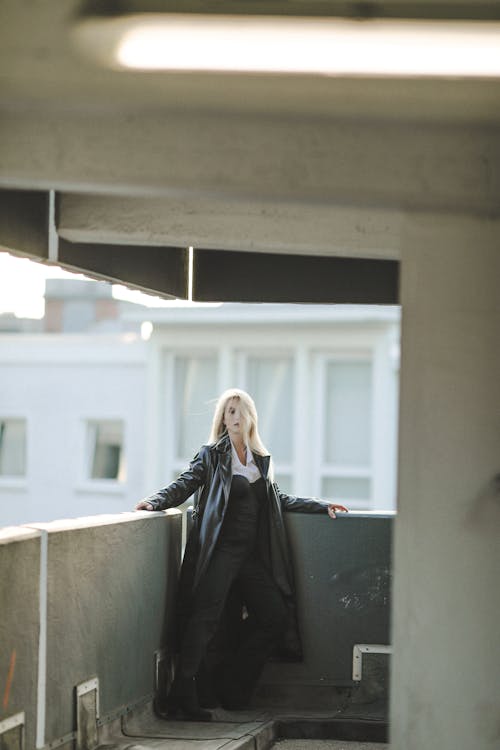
[
  {"left": 44, "top": 731, "right": 76, "bottom": 750},
  {"left": 76, "top": 678, "right": 99, "bottom": 750},
  {"left": 352, "top": 644, "right": 392, "bottom": 682},
  {"left": 97, "top": 694, "right": 152, "bottom": 728},
  {"left": 0, "top": 712, "right": 25, "bottom": 750}
]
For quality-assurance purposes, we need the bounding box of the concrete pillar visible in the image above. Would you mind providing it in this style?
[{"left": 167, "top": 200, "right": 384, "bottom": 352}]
[{"left": 391, "top": 220, "right": 500, "bottom": 750}]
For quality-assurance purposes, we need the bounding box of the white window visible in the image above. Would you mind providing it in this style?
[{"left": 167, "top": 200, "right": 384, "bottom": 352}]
[
  {"left": 317, "top": 358, "right": 373, "bottom": 508},
  {"left": 86, "top": 420, "right": 125, "bottom": 481},
  {"left": 239, "top": 353, "right": 294, "bottom": 492},
  {"left": 173, "top": 354, "right": 218, "bottom": 464},
  {"left": 0, "top": 419, "right": 26, "bottom": 476}
]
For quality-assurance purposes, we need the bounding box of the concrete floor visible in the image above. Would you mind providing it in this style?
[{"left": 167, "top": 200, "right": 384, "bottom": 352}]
[
  {"left": 99, "top": 703, "right": 273, "bottom": 750},
  {"left": 272, "top": 743, "right": 387, "bottom": 749},
  {"left": 97, "top": 702, "right": 388, "bottom": 750}
]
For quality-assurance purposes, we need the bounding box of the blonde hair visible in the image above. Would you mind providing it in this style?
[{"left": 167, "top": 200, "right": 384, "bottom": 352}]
[{"left": 208, "top": 388, "right": 269, "bottom": 456}]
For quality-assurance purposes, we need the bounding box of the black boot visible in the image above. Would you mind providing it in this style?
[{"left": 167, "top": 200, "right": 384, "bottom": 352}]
[
  {"left": 196, "top": 661, "right": 221, "bottom": 709},
  {"left": 165, "top": 676, "right": 212, "bottom": 721},
  {"left": 217, "top": 663, "right": 252, "bottom": 711}
]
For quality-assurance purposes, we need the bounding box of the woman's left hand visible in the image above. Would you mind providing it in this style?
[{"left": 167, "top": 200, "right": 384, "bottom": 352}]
[{"left": 327, "top": 503, "right": 349, "bottom": 519}]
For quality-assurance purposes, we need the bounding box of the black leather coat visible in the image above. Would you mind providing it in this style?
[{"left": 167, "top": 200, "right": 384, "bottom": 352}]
[{"left": 146, "top": 434, "right": 328, "bottom": 660}]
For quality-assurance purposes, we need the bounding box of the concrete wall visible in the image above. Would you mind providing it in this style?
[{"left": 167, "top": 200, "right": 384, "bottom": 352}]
[
  {"left": 42, "top": 512, "right": 181, "bottom": 741},
  {"left": 0, "top": 510, "right": 182, "bottom": 750},
  {"left": 261, "top": 513, "right": 392, "bottom": 692},
  {"left": 0, "top": 527, "right": 41, "bottom": 750},
  {"left": 1, "top": 505, "right": 393, "bottom": 746},
  {"left": 391, "top": 236, "right": 500, "bottom": 750}
]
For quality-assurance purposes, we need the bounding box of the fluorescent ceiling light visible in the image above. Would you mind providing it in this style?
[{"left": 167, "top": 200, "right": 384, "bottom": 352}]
[{"left": 73, "top": 14, "right": 500, "bottom": 77}]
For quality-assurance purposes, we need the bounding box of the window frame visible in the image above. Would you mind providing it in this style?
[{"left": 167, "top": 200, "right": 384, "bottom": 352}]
[
  {"left": 0, "top": 415, "right": 28, "bottom": 485},
  {"left": 153, "top": 317, "right": 399, "bottom": 512},
  {"left": 163, "top": 349, "right": 221, "bottom": 480},
  {"left": 235, "top": 348, "right": 295, "bottom": 492},
  {"left": 312, "top": 350, "right": 375, "bottom": 509},
  {"left": 80, "top": 418, "right": 127, "bottom": 490}
]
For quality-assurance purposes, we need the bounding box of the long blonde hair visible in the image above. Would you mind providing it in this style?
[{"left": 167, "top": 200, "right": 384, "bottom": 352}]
[{"left": 208, "top": 388, "right": 269, "bottom": 456}]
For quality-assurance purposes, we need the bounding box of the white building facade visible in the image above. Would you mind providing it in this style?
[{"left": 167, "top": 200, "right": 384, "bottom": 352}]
[
  {"left": 0, "top": 333, "right": 148, "bottom": 525},
  {"left": 0, "top": 298, "right": 400, "bottom": 527}
]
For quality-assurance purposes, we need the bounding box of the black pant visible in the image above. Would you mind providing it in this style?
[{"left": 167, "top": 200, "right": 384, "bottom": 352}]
[{"left": 175, "top": 479, "right": 287, "bottom": 705}]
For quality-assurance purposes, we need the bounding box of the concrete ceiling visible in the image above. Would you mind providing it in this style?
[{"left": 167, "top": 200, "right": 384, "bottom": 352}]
[{"left": 0, "top": 1, "right": 499, "bottom": 300}]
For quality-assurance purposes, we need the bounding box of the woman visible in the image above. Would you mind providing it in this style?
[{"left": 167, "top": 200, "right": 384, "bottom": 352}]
[{"left": 136, "top": 388, "right": 348, "bottom": 721}]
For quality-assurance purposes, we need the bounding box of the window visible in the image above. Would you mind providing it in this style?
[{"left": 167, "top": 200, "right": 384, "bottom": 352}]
[
  {"left": 86, "top": 420, "right": 125, "bottom": 481},
  {"left": 174, "top": 355, "right": 218, "bottom": 460},
  {"left": 0, "top": 419, "right": 26, "bottom": 476},
  {"left": 321, "top": 476, "right": 371, "bottom": 501},
  {"left": 242, "top": 354, "right": 294, "bottom": 492},
  {"left": 319, "top": 359, "right": 373, "bottom": 508}
]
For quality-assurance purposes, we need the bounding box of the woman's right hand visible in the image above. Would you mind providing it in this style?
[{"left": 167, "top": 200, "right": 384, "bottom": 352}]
[{"left": 135, "top": 500, "right": 154, "bottom": 511}]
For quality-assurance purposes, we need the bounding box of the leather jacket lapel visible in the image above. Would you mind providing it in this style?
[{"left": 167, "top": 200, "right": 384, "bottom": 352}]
[
  {"left": 216, "top": 434, "right": 232, "bottom": 504},
  {"left": 254, "top": 453, "right": 271, "bottom": 480}
]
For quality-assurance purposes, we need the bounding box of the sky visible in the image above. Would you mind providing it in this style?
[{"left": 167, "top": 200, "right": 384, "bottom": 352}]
[{"left": 0, "top": 251, "right": 183, "bottom": 318}]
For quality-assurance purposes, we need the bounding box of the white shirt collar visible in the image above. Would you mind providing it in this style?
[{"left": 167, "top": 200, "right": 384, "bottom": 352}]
[
  {"left": 230, "top": 440, "right": 261, "bottom": 482},
  {"left": 231, "top": 440, "right": 252, "bottom": 465}
]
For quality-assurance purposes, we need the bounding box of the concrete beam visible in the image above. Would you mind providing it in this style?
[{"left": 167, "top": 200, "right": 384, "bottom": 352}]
[
  {"left": 57, "top": 239, "right": 189, "bottom": 299},
  {"left": 0, "top": 189, "right": 189, "bottom": 298},
  {"left": 58, "top": 193, "right": 402, "bottom": 259},
  {"left": 193, "top": 249, "right": 399, "bottom": 303},
  {"left": 2, "top": 0, "right": 500, "bottom": 124},
  {"left": 0, "top": 189, "right": 49, "bottom": 260},
  {"left": 76, "top": 0, "right": 500, "bottom": 21},
  {"left": 1, "top": 110, "right": 499, "bottom": 217}
]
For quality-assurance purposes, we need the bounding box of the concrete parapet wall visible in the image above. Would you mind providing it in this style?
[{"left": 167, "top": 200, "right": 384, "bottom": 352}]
[
  {"left": 0, "top": 511, "right": 182, "bottom": 750},
  {"left": 0, "top": 527, "right": 41, "bottom": 750},
  {"left": 1, "top": 508, "right": 391, "bottom": 746},
  {"left": 262, "top": 512, "right": 393, "bottom": 691}
]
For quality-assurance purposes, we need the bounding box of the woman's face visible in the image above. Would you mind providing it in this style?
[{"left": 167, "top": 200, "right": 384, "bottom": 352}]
[{"left": 223, "top": 398, "right": 245, "bottom": 441}]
